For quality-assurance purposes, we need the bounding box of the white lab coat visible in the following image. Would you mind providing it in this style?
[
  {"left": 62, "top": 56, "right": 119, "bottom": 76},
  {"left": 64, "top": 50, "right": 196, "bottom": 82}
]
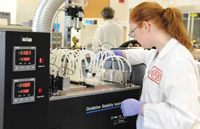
[
  {"left": 93, "top": 19, "right": 123, "bottom": 50},
  {"left": 125, "top": 38, "right": 200, "bottom": 129}
]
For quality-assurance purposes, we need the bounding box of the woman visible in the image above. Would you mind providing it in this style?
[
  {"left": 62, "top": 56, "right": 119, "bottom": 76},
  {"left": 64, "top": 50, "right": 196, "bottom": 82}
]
[{"left": 118, "top": 2, "right": 200, "bottom": 129}]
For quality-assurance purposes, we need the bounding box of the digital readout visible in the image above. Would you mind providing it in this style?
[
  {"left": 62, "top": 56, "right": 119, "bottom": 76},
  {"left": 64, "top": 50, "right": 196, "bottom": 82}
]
[
  {"left": 20, "top": 51, "right": 32, "bottom": 55},
  {"left": 19, "top": 89, "right": 30, "bottom": 94},
  {"left": 14, "top": 81, "right": 34, "bottom": 98},
  {"left": 15, "top": 49, "right": 35, "bottom": 65},
  {"left": 19, "top": 82, "right": 31, "bottom": 88},
  {"left": 20, "top": 57, "right": 30, "bottom": 61}
]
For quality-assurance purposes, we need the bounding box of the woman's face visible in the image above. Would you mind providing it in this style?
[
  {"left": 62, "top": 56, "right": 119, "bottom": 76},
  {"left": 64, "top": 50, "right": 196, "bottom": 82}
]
[{"left": 130, "top": 22, "right": 154, "bottom": 49}]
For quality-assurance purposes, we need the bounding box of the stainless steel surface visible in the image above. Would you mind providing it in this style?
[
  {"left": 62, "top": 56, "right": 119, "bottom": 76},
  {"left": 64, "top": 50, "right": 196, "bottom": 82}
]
[
  {"left": 74, "top": 18, "right": 81, "bottom": 30},
  {"left": 187, "top": 12, "right": 191, "bottom": 33},
  {"left": 50, "top": 83, "right": 139, "bottom": 101},
  {"left": 191, "top": 15, "right": 194, "bottom": 40},
  {"left": 0, "top": 32, "right": 5, "bottom": 129},
  {"left": 65, "top": 16, "right": 73, "bottom": 28},
  {"left": 102, "top": 69, "right": 128, "bottom": 84},
  {"left": 63, "top": 76, "right": 70, "bottom": 91},
  {"left": 64, "top": 23, "right": 71, "bottom": 47},
  {"left": 64, "top": 0, "right": 72, "bottom": 47},
  {"left": 121, "top": 71, "right": 128, "bottom": 87}
]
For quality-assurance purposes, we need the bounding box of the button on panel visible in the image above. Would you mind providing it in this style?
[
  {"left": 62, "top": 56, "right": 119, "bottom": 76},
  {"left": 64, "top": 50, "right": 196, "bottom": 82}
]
[
  {"left": 38, "top": 88, "right": 43, "bottom": 94},
  {"left": 39, "top": 58, "right": 44, "bottom": 64}
]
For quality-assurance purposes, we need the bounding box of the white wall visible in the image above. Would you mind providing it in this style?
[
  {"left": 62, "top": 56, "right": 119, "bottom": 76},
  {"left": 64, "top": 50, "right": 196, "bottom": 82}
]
[
  {"left": 0, "top": 0, "right": 17, "bottom": 24},
  {"left": 128, "top": 0, "right": 169, "bottom": 9},
  {"left": 16, "top": 0, "right": 40, "bottom": 24},
  {"left": 128, "top": 0, "right": 200, "bottom": 9},
  {"left": 173, "top": 0, "right": 200, "bottom": 6},
  {"left": 110, "top": 0, "right": 129, "bottom": 21},
  {"left": 0, "top": 0, "right": 40, "bottom": 25}
]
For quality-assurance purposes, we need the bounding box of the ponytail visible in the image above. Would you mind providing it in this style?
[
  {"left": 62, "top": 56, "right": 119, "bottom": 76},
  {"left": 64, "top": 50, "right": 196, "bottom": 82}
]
[
  {"left": 130, "top": 2, "right": 193, "bottom": 52},
  {"left": 162, "top": 8, "right": 193, "bottom": 52}
]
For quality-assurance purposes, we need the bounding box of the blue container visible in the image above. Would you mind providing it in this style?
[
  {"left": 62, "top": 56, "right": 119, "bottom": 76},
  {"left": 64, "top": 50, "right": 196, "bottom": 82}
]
[
  {"left": 54, "top": 23, "right": 60, "bottom": 32},
  {"left": 84, "top": 20, "right": 94, "bottom": 25}
]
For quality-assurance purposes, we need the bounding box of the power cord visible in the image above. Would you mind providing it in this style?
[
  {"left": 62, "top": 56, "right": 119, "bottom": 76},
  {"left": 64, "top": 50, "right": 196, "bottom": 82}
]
[{"left": 50, "top": 63, "right": 75, "bottom": 75}]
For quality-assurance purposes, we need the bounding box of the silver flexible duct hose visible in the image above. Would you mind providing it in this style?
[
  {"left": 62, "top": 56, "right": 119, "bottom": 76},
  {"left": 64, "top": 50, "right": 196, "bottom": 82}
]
[
  {"left": 32, "top": 0, "right": 65, "bottom": 32},
  {"left": 32, "top": 0, "right": 49, "bottom": 32}
]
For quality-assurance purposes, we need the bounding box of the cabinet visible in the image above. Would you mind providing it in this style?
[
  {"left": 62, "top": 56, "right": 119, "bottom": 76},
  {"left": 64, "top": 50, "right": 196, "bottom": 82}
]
[
  {"left": 183, "top": 12, "right": 200, "bottom": 42},
  {"left": 51, "top": 32, "right": 62, "bottom": 48}
]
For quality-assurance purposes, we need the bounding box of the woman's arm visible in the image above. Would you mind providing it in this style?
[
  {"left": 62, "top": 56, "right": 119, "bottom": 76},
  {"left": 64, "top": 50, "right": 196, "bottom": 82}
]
[{"left": 123, "top": 48, "right": 156, "bottom": 65}]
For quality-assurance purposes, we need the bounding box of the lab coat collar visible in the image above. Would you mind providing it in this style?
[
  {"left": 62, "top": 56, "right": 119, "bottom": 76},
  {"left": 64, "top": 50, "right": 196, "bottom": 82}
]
[
  {"left": 104, "top": 19, "right": 114, "bottom": 24},
  {"left": 157, "top": 38, "right": 178, "bottom": 59}
]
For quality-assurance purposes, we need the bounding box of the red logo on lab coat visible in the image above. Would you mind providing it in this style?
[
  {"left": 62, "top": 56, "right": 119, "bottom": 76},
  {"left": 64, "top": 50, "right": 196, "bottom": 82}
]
[{"left": 148, "top": 66, "right": 162, "bottom": 85}]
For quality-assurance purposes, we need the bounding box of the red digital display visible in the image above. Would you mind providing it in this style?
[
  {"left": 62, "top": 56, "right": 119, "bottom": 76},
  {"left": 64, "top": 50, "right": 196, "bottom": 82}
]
[
  {"left": 19, "top": 82, "right": 31, "bottom": 88},
  {"left": 20, "top": 51, "right": 32, "bottom": 55},
  {"left": 20, "top": 57, "right": 30, "bottom": 61},
  {"left": 16, "top": 49, "right": 35, "bottom": 66},
  {"left": 19, "top": 89, "right": 30, "bottom": 94},
  {"left": 15, "top": 80, "right": 34, "bottom": 98}
]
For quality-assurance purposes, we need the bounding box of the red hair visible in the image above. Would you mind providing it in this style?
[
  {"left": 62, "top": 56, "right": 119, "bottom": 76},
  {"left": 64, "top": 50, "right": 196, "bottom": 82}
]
[{"left": 130, "top": 2, "right": 193, "bottom": 52}]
